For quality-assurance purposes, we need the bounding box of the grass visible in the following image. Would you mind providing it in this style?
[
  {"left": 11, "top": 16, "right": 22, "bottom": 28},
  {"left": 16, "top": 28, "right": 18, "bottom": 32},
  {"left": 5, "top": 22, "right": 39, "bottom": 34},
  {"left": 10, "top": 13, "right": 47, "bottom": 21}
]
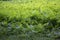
[{"left": 0, "top": 0, "right": 60, "bottom": 40}]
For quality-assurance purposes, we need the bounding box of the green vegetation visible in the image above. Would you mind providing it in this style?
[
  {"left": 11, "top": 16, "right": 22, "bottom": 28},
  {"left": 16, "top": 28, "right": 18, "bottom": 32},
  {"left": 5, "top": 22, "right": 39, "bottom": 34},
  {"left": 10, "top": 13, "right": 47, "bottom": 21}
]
[{"left": 0, "top": 0, "right": 60, "bottom": 40}]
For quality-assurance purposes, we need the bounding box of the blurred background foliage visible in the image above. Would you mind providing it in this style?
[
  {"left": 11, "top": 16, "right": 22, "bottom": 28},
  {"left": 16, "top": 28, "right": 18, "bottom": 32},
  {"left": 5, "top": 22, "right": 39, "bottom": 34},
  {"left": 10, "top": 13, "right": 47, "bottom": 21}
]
[{"left": 0, "top": 0, "right": 60, "bottom": 40}]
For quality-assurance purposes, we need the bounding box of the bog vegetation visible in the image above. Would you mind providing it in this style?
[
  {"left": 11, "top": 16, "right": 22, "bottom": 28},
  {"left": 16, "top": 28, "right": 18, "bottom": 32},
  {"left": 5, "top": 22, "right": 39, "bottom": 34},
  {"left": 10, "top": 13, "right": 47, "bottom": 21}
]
[{"left": 0, "top": 0, "right": 60, "bottom": 40}]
